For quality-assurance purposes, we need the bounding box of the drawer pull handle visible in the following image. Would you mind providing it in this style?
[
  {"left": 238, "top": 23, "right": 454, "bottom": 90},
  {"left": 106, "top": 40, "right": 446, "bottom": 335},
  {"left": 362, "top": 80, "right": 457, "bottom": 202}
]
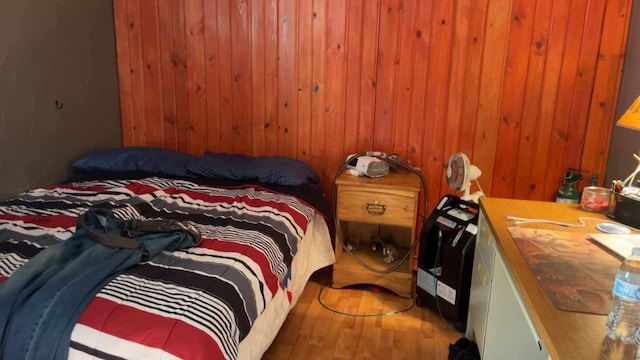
[{"left": 366, "top": 203, "right": 386, "bottom": 215}]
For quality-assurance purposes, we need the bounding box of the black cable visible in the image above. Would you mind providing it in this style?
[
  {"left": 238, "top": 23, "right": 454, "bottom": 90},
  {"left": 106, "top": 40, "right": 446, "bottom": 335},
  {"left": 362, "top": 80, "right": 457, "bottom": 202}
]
[
  {"left": 316, "top": 279, "right": 415, "bottom": 317},
  {"left": 331, "top": 152, "right": 429, "bottom": 274}
]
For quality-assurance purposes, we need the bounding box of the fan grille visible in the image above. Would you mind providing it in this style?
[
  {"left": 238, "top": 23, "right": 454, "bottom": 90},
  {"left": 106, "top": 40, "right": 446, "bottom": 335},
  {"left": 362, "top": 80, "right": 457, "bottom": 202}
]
[{"left": 447, "top": 153, "right": 470, "bottom": 191}]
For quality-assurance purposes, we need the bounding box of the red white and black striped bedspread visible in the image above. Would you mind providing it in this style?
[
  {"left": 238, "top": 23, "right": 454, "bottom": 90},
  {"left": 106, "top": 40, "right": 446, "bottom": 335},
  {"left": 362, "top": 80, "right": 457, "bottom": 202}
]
[{"left": 0, "top": 176, "right": 324, "bottom": 359}]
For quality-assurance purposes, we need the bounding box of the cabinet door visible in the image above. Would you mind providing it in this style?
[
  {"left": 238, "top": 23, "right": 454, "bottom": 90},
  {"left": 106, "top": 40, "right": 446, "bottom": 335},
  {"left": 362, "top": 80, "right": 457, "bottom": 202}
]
[
  {"left": 466, "top": 212, "right": 495, "bottom": 354},
  {"left": 466, "top": 246, "right": 493, "bottom": 354},
  {"left": 483, "top": 255, "right": 549, "bottom": 359}
]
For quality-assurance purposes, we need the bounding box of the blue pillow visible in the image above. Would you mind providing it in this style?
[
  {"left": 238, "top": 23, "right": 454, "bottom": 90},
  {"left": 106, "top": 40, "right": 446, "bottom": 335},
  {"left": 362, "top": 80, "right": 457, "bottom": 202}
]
[
  {"left": 72, "top": 147, "right": 197, "bottom": 178},
  {"left": 187, "top": 152, "right": 320, "bottom": 186}
]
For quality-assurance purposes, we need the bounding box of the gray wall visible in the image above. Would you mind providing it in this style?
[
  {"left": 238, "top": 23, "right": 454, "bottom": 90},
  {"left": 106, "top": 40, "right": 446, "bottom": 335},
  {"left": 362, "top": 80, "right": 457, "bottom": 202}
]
[
  {"left": 606, "top": 0, "right": 640, "bottom": 186},
  {"left": 0, "top": 0, "right": 122, "bottom": 200}
]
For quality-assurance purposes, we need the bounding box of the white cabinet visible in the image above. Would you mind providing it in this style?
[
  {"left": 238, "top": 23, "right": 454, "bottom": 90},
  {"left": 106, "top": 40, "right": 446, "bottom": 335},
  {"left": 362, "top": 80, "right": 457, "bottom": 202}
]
[
  {"left": 465, "top": 213, "right": 495, "bottom": 355},
  {"left": 467, "top": 211, "right": 550, "bottom": 359},
  {"left": 483, "top": 254, "right": 549, "bottom": 359}
]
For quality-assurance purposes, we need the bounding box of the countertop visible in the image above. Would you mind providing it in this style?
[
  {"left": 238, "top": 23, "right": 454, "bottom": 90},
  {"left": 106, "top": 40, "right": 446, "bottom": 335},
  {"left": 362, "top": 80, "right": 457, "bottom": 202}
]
[{"left": 480, "top": 197, "right": 639, "bottom": 360}]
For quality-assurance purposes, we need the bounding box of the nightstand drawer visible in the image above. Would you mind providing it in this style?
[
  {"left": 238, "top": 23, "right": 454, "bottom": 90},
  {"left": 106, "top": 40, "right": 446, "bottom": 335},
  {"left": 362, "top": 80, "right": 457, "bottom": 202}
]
[{"left": 337, "top": 186, "right": 417, "bottom": 227}]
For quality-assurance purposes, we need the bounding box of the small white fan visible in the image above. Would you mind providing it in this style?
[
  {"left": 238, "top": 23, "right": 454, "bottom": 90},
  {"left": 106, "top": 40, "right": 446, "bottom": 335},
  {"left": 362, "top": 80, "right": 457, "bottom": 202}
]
[{"left": 446, "top": 152, "right": 485, "bottom": 203}]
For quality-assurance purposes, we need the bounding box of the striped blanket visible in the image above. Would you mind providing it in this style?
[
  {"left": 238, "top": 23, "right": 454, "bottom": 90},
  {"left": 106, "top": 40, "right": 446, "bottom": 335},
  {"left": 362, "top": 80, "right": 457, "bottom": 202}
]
[{"left": 0, "top": 176, "right": 321, "bottom": 359}]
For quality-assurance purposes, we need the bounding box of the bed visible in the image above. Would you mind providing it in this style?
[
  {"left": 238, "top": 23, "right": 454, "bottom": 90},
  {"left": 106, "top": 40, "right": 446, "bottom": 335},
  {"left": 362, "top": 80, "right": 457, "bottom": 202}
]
[{"left": 0, "top": 148, "right": 335, "bottom": 360}]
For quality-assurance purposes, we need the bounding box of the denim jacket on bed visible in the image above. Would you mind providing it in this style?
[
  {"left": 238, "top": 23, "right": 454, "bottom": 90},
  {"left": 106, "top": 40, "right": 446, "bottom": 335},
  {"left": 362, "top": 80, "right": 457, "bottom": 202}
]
[{"left": 0, "top": 208, "right": 200, "bottom": 360}]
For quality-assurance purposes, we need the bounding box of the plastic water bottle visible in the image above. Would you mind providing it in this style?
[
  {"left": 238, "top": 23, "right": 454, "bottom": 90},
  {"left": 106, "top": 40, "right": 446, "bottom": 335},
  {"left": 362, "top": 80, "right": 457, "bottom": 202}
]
[{"left": 606, "top": 247, "right": 640, "bottom": 344}]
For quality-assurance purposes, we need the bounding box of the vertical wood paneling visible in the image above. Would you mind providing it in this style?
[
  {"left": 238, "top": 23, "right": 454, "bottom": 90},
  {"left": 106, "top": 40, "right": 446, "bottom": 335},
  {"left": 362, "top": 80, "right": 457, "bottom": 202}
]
[
  {"left": 203, "top": 0, "right": 221, "bottom": 153},
  {"left": 423, "top": 1, "right": 455, "bottom": 206},
  {"left": 297, "top": 0, "right": 313, "bottom": 163},
  {"left": 514, "top": 0, "right": 553, "bottom": 199},
  {"left": 564, "top": 1, "right": 607, "bottom": 175},
  {"left": 324, "top": 0, "right": 348, "bottom": 178},
  {"left": 230, "top": 0, "right": 253, "bottom": 154},
  {"left": 216, "top": 0, "right": 234, "bottom": 153},
  {"left": 250, "top": 0, "right": 266, "bottom": 155},
  {"left": 158, "top": 1, "right": 177, "bottom": 149},
  {"left": 184, "top": 0, "right": 207, "bottom": 155},
  {"left": 530, "top": 1, "right": 571, "bottom": 199},
  {"left": 392, "top": 0, "right": 417, "bottom": 156},
  {"left": 444, "top": 0, "right": 471, "bottom": 160},
  {"left": 309, "top": 0, "right": 327, "bottom": 179},
  {"left": 472, "top": 0, "right": 511, "bottom": 198},
  {"left": 171, "top": 0, "right": 190, "bottom": 153},
  {"left": 373, "top": 0, "right": 401, "bottom": 152},
  {"left": 139, "top": 0, "right": 164, "bottom": 147},
  {"left": 113, "top": 0, "right": 632, "bottom": 205},
  {"left": 492, "top": 0, "right": 536, "bottom": 198},
  {"left": 582, "top": 0, "right": 632, "bottom": 185},
  {"left": 113, "top": 0, "right": 134, "bottom": 145},
  {"left": 356, "top": 0, "right": 379, "bottom": 152},
  {"left": 278, "top": 0, "right": 298, "bottom": 158},
  {"left": 406, "top": 1, "right": 432, "bottom": 167},
  {"left": 542, "top": 0, "right": 588, "bottom": 198},
  {"left": 344, "top": 0, "right": 365, "bottom": 155},
  {"left": 407, "top": 0, "right": 433, "bottom": 216},
  {"left": 264, "top": 0, "right": 279, "bottom": 155},
  {"left": 457, "top": 0, "right": 488, "bottom": 159},
  {"left": 126, "top": 1, "right": 147, "bottom": 146}
]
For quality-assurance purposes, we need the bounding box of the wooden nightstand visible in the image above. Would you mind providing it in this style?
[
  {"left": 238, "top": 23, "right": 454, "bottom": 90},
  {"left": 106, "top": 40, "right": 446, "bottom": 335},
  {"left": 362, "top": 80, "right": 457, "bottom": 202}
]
[{"left": 332, "top": 170, "right": 421, "bottom": 298}]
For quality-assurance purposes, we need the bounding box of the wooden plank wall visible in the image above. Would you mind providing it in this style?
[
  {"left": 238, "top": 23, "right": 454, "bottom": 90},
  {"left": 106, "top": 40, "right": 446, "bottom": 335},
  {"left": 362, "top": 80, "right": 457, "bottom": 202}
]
[{"left": 113, "top": 0, "right": 632, "bottom": 210}]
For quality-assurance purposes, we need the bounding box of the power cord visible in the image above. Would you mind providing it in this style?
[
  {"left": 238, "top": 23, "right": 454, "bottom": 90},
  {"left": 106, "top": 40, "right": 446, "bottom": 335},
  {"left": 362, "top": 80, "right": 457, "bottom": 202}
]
[
  {"left": 331, "top": 151, "right": 428, "bottom": 274},
  {"left": 505, "top": 216, "right": 607, "bottom": 227},
  {"left": 316, "top": 278, "right": 415, "bottom": 317}
]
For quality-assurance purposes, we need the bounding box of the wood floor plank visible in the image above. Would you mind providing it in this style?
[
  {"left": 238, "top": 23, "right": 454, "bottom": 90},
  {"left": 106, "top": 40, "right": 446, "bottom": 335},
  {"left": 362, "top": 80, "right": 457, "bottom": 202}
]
[{"left": 263, "top": 268, "right": 462, "bottom": 359}]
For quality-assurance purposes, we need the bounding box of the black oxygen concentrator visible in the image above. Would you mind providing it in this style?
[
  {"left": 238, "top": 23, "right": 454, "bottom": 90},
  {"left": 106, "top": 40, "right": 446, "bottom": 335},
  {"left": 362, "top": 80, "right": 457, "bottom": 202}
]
[{"left": 415, "top": 195, "right": 479, "bottom": 332}]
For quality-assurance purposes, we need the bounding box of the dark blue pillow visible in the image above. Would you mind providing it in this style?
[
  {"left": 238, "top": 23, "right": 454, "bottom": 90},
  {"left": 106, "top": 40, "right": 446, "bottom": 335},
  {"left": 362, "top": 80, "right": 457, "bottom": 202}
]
[
  {"left": 72, "top": 147, "right": 197, "bottom": 178},
  {"left": 187, "top": 152, "right": 320, "bottom": 186}
]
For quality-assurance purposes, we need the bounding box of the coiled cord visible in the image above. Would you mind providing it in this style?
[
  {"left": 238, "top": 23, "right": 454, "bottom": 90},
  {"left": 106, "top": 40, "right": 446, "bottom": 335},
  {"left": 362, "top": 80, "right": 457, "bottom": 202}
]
[
  {"left": 504, "top": 215, "right": 606, "bottom": 227},
  {"left": 317, "top": 279, "right": 415, "bottom": 317}
]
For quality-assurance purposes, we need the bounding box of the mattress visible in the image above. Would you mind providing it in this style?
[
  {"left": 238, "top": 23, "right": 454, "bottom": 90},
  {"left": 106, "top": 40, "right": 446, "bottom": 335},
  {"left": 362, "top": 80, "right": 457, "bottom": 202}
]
[
  {"left": 237, "top": 213, "right": 333, "bottom": 359},
  {"left": 0, "top": 174, "right": 334, "bottom": 359}
]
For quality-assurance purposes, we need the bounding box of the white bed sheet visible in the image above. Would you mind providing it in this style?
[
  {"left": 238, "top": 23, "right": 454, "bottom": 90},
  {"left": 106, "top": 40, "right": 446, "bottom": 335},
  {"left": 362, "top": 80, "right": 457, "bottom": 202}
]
[{"left": 237, "top": 213, "right": 334, "bottom": 360}]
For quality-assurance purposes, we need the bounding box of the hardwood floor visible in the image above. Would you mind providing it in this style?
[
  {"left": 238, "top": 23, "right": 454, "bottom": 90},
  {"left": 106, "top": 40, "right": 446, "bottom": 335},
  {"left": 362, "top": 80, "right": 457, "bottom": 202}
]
[{"left": 263, "top": 267, "right": 463, "bottom": 359}]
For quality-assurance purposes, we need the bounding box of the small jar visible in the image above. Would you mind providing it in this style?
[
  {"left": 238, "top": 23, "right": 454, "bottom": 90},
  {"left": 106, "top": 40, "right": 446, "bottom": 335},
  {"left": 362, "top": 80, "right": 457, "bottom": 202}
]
[{"left": 581, "top": 186, "right": 610, "bottom": 212}]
